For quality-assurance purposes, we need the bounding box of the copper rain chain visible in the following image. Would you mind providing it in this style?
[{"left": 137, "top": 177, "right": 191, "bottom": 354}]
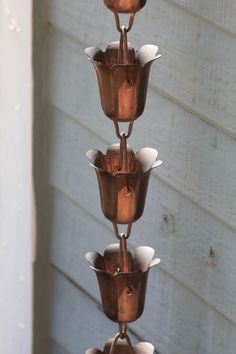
[{"left": 85, "top": 1, "right": 162, "bottom": 353}]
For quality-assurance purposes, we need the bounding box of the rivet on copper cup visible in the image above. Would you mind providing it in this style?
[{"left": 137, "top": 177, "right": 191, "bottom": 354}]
[
  {"left": 87, "top": 144, "right": 162, "bottom": 225},
  {"left": 103, "top": 0, "right": 147, "bottom": 14},
  {"left": 85, "top": 243, "right": 160, "bottom": 323},
  {"left": 86, "top": 337, "right": 154, "bottom": 354},
  {"left": 85, "top": 42, "right": 161, "bottom": 122}
]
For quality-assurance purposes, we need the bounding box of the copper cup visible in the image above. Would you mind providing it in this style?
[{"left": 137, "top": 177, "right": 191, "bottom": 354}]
[
  {"left": 86, "top": 337, "right": 154, "bottom": 354},
  {"left": 85, "top": 243, "right": 160, "bottom": 323},
  {"left": 87, "top": 144, "right": 162, "bottom": 225},
  {"left": 103, "top": 0, "right": 147, "bottom": 13},
  {"left": 85, "top": 42, "right": 161, "bottom": 122}
]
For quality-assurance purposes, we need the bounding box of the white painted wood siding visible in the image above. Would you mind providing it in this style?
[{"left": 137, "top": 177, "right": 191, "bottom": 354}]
[
  {"left": 42, "top": 1, "right": 236, "bottom": 353},
  {"left": 0, "top": 1, "right": 33, "bottom": 354}
]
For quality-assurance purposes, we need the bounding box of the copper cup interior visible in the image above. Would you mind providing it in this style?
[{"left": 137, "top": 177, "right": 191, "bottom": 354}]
[
  {"left": 92, "top": 42, "right": 136, "bottom": 66},
  {"left": 93, "top": 144, "right": 142, "bottom": 175}
]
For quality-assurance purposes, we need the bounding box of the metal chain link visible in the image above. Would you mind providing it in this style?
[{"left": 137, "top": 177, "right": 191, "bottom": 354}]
[
  {"left": 109, "top": 324, "right": 135, "bottom": 354},
  {"left": 114, "top": 12, "right": 136, "bottom": 33}
]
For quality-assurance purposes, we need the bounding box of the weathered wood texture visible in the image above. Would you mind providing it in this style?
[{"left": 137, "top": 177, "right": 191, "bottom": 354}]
[
  {"left": 0, "top": 1, "right": 33, "bottom": 353},
  {"left": 168, "top": 0, "right": 236, "bottom": 35},
  {"left": 44, "top": 0, "right": 236, "bottom": 353}
]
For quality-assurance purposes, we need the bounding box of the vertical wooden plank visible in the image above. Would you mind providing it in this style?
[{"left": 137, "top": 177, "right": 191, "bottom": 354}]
[
  {"left": 33, "top": 1, "right": 51, "bottom": 354},
  {"left": 0, "top": 1, "right": 33, "bottom": 354}
]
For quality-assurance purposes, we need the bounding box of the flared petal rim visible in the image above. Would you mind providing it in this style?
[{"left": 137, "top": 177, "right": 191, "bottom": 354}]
[
  {"left": 135, "top": 147, "right": 162, "bottom": 173},
  {"left": 87, "top": 149, "right": 104, "bottom": 165},
  {"left": 85, "top": 243, "right": 160, "bottom": 275},
  {"left": 85, "top": 44, "right": 161, "bottom": 68},
  {"left": 136, "top": 44, "right": 161, "bottom": 67},
  {"left": 87, "top": 147, "right": 162, "bottom": 176},
  {"left": 133, "top": 246, "right": 154, "bottom": 272},
  {"left": 134, "top": 342, "right": 155, "bottom": 354},
  {"left": 85, "top": 251, "right": 105, "bottom": 271},
  {"left": 85, "top": 47, "right": 105, "bottom": 65}
]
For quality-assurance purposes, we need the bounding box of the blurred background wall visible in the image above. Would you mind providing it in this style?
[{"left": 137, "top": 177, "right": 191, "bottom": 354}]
[{"left": 33, "top": 1, "right": 236, "bottom": 353}]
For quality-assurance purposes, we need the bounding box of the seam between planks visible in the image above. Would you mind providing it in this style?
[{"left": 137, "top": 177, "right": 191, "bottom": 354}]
[
  {"left": 149, "top": 83, "right": 236, "bottom": 141},
  {"left": 166, "top": 0, "right": 236, "bottom": 39},
  {"left": 47, "top": 23, "right": 236, "bottom": 141}
]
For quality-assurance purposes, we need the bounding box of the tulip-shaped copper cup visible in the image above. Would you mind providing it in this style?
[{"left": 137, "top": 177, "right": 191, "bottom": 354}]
[
  {"left": 86, "top": 337, "right": 154, "bottom": 354},
  {"left": 103, "top": 0, "right": 147, "bottom": 13},
  {"left": 85, "top": 42, "right": 161, "bottom": 122},
  {"left": 85, "top": 243, "right": 160, "bottom": 323},
  {"left": 87, "top": 144, "right": 162, "bottom": 225}
]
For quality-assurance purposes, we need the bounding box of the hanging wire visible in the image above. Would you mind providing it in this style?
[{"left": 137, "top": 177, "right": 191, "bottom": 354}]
[
  {"left": 118, "top": 132, "right": 128, "bottom": 172},
  {"left": 119, "top": 234, "right": 129, "bottom": 272},
  {"left": 118, "top": 26, "right": 129, "bottom": 64}
]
